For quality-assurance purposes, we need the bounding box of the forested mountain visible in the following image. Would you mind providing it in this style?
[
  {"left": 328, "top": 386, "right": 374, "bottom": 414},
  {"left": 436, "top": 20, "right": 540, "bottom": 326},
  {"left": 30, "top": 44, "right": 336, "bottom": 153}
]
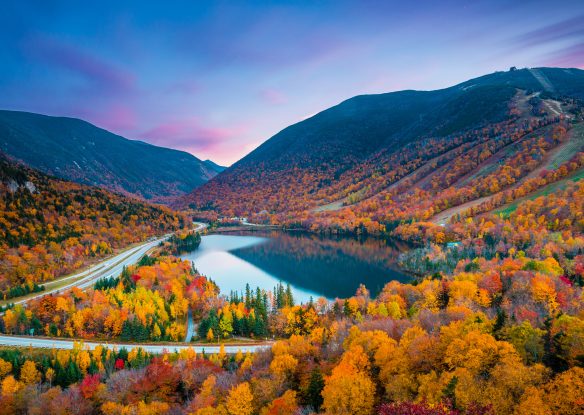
[
  {"left": 180, "top": 67, "right": 584, "bottom": 233},
  {"left": 0, "top": 69, "right": 583, "bottom": 415},
  {"left": 203, "top": 159, "right": 227, "bottom": 174},
  {"left": 0, "top": 153, "right": 188, "bottom": 298},
  {"left": 0, "top": 110, "right": 221, "bottom": 203},
  {"left": 1, "top": 176, "right": 583, "bottom": 415}
]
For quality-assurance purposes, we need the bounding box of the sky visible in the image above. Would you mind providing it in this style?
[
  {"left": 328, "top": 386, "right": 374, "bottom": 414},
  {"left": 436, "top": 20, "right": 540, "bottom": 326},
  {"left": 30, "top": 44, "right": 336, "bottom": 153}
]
[{"left": 1, "top": 1, "right": 583, "bottom": 165}]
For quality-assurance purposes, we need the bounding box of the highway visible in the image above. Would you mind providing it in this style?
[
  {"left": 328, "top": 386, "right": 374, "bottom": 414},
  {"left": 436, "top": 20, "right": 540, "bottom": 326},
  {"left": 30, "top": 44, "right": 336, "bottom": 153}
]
[
  {"left": 0, "top": 334, "right": 271, "bottom": 354},
  {"left": 11, "top": 222, "right": 207, "bottom": 305},
  {"left": 0, "top": 222, "right": 272, "bottom": 353},
  {"left": 0, "top": 222, "right": 261, "bottom": 352}
]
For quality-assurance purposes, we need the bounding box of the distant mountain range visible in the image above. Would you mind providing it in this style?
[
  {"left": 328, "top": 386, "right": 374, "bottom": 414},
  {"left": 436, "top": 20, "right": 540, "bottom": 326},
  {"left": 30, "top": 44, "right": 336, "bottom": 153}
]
[
  {"left": 179, "top": 67, "right": 584, "bottom": 219},
  {"left": 0, "top": 110, "right": 224, "bottom": 203}
]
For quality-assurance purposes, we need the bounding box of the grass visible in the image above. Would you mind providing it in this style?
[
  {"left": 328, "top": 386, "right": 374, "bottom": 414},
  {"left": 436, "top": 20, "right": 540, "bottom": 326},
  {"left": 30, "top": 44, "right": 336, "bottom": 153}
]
[
  {"left": 312, "top": 199, "right": 346, "bottom": 212},
  {"left": 495, "top": 168, "right": 584, "bottom": 218},
  {"left": 546, "top": 123, "right": 584, "bottom": 170}
]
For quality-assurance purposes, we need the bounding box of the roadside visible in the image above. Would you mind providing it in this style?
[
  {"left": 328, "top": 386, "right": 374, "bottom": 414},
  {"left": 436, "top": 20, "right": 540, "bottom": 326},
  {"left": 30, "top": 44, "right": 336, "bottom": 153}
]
[
  {"left": 0, "top": 334, "right": 271, "bottom": 354},
  {"left": 2, "top": 222, "right": 208, "bottom": 307},
  {"left": 0, "top": 221, "right": 274, "bottom": 353}
]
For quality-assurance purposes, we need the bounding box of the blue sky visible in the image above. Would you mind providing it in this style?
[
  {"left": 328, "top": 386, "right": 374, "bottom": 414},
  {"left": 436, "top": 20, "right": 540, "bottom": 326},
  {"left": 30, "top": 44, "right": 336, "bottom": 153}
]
[{"left": 1, "top": 0, "right": 583, "bottom": 164}]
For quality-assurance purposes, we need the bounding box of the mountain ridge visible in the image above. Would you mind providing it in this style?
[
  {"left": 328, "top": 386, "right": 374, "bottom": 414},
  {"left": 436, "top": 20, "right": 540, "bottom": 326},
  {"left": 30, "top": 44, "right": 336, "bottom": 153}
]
[
  {"left": 0, "top": 110, "right": 221, "bottom": 203},
  {"left": 179, "top": 67, "right": 584, "bottom": 227}
]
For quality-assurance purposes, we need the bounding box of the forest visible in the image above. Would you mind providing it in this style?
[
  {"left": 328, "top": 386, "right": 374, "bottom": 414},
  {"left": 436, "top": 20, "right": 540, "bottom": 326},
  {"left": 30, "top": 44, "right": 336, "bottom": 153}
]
[
  {"left": 185, "top": 88, "right": 584, "bottom": 243},
  {"left": 0, "top": 154, "right": 189, "bottom": 300},
  {"left": 0, "top": 175, "right": 582, "bottom": 414},
  {"left": 0, "top": 256, "right": 219, "bottom": 342},
  {"left": 0, "top": 73, "right": 583, "bottom": 414}
]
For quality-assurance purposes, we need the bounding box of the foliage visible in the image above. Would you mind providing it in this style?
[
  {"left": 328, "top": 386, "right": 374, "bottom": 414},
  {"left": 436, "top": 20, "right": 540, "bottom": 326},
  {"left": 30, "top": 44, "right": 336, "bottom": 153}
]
[{"left": 0, "top": 155, "right": 188, "bottom": 298}]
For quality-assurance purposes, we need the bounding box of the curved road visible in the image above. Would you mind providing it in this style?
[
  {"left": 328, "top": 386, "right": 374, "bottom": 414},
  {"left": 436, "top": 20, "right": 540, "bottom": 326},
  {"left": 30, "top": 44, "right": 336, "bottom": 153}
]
[{"left": 10, "top": 222, "right": 207, "bottom": 305}]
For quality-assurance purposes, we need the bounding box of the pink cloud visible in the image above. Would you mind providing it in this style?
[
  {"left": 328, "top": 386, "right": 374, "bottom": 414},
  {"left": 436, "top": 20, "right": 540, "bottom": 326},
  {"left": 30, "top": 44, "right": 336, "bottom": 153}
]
[
  {"left": 24, "top": 35, "right": 135, "bottom": 96},
  {"left": 92, "top": 105, "right": 138, "bottom": 131},
  {"left": 260, "top": 88, "right": 288, "bottom": 105},
  {"left": 139, "top": 118, "right": 249, "bottom": 156},
  {"left": 543, "top": 43, "right": 584, "bottom": 68}
]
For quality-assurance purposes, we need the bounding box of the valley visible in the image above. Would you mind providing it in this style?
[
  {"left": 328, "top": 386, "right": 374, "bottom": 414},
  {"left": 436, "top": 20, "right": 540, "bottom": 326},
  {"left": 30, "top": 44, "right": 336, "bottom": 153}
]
[{"left": 0, "top": 67, "right": 582, "bottom": 414}]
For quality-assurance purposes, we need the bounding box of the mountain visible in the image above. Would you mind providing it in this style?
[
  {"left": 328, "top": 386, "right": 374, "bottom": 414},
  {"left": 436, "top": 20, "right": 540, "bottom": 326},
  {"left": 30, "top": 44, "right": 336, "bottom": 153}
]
[
  {"left": 0, "top": 110, "right": 221, "bottom": 203},
  {"left": 203, "top": 159, "right": 227, "bottom": 174},
  {"left": 0, "top": 152, "right": 186, "bottom": 296},
  {"left": 179, "top": 67, "right": 584, "bottom": 229}
]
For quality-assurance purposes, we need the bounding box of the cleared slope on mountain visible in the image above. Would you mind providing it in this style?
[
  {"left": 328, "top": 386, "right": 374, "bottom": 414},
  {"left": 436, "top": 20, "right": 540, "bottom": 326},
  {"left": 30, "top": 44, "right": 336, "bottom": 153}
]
[
  {"left": 443, "top": 122, "right": 584, "bottom": 223},
  {"left": 0, "top": 110, "right": 219, "bottom": 203},
  {"left": 180, "top": 68, "right": 584, "bottom": 231}
]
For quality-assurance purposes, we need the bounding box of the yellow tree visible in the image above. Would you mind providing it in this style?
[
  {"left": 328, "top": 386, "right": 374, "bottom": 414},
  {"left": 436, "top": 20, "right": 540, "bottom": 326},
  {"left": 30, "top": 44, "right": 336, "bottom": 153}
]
[
  {"left": 322, "top": 345, "right": 375, "bottom": 415},
  {"left": 514, "top": 386, "right": 550, "bottom": 415},
  {"left": 1, "top": 375, "right": 23, "bottom": 395},
  {"left": 544, "top": 367, "right": 584, "bottom": 415},
  {"left": 45, "top": 367, "right": 56, "bottom": 387},
  {"left": 269, "top": 353, "right": 298, "bottom": 378},
  {"left": 225, "top": 382, "right": 254, "bottom": 415},
  {"left": 3, "top": 310, "right": 17, "bottom": 334},
  {"left": 77, "top": 350, "right": 91, "bottom": 374},
  {"left": 195, "top": 405, "right": 228, "bottom": 415},
  {"left": 19, "top": 360, "right": 41, "bottom": 385},
  {"left": 0, "top": 358, "right": 12, "bottom": 379}
]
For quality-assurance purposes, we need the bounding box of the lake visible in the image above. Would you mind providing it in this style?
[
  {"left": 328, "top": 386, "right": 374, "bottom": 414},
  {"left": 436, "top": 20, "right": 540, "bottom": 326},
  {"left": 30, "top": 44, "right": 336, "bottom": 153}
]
[{"left": 179, "top": 230, "right": 410, "bottom": 303}]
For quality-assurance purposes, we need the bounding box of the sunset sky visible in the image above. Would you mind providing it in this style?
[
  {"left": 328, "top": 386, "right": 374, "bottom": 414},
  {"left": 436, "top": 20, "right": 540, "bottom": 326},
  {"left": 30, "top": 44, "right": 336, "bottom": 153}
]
[{"left": 1, "top": 0, "right": 583, "bottom": 165}]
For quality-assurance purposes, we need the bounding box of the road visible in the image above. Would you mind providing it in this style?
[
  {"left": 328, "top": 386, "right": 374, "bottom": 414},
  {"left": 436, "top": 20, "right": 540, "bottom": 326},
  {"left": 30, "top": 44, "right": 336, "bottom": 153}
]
[
  {"left": 185, "top": 308, "right": 196, "bottom": 342},
  {"left": 240, "top": 218, "right": 275, "bottom": 227},
  {"left": 11, "top": 238, "right": 166, "bottom": 305},
  {"left": 0, "top": 221, "right": 270, "bottom": 353},
  {"left": 0, "top": 222, "right": 276, "bottom": 353},
  {"left": 0, "top": 334, "right": 271, "bottom": 354},
  {"left": 11, "top": 222, "right": 208, "bottom": 305}
]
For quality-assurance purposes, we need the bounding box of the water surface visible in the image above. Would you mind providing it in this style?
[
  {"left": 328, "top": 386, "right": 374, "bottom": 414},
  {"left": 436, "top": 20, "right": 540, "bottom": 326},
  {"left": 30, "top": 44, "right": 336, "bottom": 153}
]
[{"left": 180, "top": 231, "right": 410, "bottom": 303}]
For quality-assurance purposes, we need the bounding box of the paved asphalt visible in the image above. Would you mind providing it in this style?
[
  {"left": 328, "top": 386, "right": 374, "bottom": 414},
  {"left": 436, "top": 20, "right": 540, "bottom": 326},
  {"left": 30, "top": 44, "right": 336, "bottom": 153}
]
[
  {"left": 0, "top": 223, "right": 273, "bottom": 353},
  {"left": 0, "top": 334, "right": 271, "bottom": 354}
]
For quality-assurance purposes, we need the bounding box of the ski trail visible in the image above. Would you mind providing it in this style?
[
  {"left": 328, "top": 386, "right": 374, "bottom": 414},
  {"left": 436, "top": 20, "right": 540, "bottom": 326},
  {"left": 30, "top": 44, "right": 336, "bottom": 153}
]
[{"left": 529, "top": 68, "right": 556, "bottom": 93}]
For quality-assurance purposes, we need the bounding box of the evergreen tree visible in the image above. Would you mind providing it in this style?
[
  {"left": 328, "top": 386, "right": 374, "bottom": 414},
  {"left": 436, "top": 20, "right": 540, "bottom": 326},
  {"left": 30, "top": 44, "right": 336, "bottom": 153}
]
[
  {"left": 245, "top": 284, "right": 251, "bottom": 309},
  {"left": 304, "top": 368, "right": 325, "bottom": 411},
  {"left": 285, "top": 284, "right": 294, "bottom": 307}
]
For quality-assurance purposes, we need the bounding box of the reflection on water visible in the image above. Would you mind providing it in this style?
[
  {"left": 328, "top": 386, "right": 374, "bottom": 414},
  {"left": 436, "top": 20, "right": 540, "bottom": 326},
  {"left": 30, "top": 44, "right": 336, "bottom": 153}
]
[{"left": 180, "top": 231, "right": 410, "bottom": 302}]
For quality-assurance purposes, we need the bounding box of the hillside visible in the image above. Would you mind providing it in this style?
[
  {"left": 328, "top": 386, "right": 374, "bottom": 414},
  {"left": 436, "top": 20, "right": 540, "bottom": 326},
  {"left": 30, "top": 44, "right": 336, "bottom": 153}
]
[
  {"left": 0, "top": 154, "right": 188, "bottom": 298},
  {"left": 180, "top": 67, "right": 584, "bottom": 232},
  {"left": 0, "top": 110, "right": 221, "bottom": 203},
  {"left": 203, "top": 159, "right": 227, "bottom": 174},
  {"left": 1, "top": 163, "right": 583, "bottom": 415}
]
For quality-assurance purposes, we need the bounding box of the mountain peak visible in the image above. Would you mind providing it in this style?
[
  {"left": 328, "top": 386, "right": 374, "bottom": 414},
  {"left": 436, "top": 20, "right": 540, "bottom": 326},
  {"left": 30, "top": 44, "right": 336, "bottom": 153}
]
[
  {"left": 0, "top": 110, "right": 221, "bottom": 203},
  {"left": 177, "top": 67, "right": 584, "bottom": 215}
]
